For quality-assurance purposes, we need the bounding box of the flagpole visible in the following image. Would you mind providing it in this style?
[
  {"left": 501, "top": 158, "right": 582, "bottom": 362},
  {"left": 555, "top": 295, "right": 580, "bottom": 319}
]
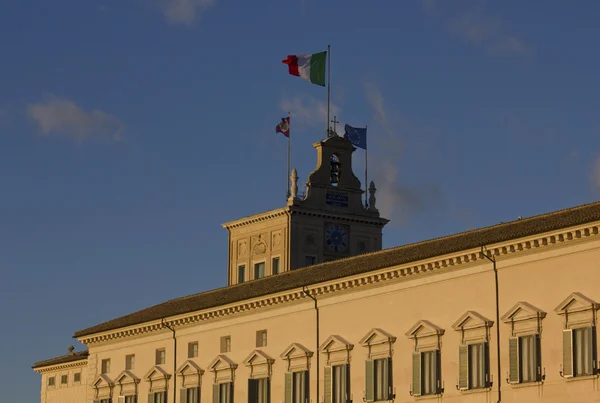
[
  {"left": 365, "top": 125, "right": 368, "bottom": 208},
  {"left": 326, "top": 44, "right": 331, "bottom": 138},
  {"left": 287, "top": 111, "right": 291, "bottom": 200}
]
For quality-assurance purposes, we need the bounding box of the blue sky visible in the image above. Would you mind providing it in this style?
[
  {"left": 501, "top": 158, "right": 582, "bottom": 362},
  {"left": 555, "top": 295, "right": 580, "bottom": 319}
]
[{"left": 1, "top": 0, "right": 600, "bottom": 401}]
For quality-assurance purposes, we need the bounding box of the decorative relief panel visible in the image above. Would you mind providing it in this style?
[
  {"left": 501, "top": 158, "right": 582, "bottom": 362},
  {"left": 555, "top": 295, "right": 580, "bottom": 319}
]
[
  {"left": 271, "top": 231, "right": 282, "bottom": 250},
  {"left": 237, "top": 240, "right": 248, "bottom": 259},
  {"left": 252, "top": 234, "right": 268, "bottom": 256}
]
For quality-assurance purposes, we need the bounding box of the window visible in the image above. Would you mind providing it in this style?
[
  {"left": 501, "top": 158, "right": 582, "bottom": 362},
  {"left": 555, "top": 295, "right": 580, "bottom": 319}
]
[
  {"left": 256, "top": 330, "right": 267, "bottom": 347},
  {"left": 291, "top": 371, "right": 309, "bottom": 403},
  {"left": 185, "top": 387, "right": 200, "bottom": 403},
  {"left": 573, "top": 327, "right": 596, "bottom": 377},
  {"left": 272, "top": 257, "right": 280, "bottom": 275},
  {"left": 221, "top": 336, "right": 231, "bottom": 353},
  {"left": 151, "top": 392, "right": 167, "bottom": 403},
  {"left": 100, "top": 399, "right": 112, "bottom": 403},
  {"left": 61, "top": 374, "right": 68, "bottom": 385},
  {"left": 126, "top": 354, "right": 135, "bottom": 370},
  {"left": 101, "top": 359, "right": 110, "bottom": 374},
  {"left": 374, "top": 358, "right": 390, "bottom": 401},
  {"left": 412, "top": 350, "right": 440, "bottom": 396},
  {"left": 458, "top": 343, "right": 489, "bottom": 390},
  {"left": 304, "top": 256, "right": 316, "bottom": 267},
  {"left": 125, "top": 396, "right": 137, "bottom": 403},
  {"left": 48, "top": 376, "right": 55, "bottom": 387},
  {"left": 238, "top": 265, "right": 246, "bottom": 283},
  {"left": 248, "top": 378, "right": 270, "bottom": 403},
  {"left": 214, "top": 382, "right": 233, "bottom": 403},
  {"left": 508, "top": 335, "right": 541, "bottom": 383},
  {"left": 254, "top": 262, "right": 266, "bottom": 279},
  {"left": 74, "top": 373, "right": 81, "bottom": 383},
  {"left": 326, "top": 364, "right": 349, "bottom": 403},
  {"left": 156, "top": 349, "right": 166, "bottom": 365},
  {"left": 188, "top": 342, "right": 199, "bottom": 358}
]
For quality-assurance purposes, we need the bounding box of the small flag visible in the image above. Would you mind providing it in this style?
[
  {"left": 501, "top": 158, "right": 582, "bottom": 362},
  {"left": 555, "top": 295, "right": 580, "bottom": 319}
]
[
  {"left": 276, "top": 117, "right": 290, "bottom": 137},
  {"left": 282, "top": 51, "right": 327, "bottom": 87},
  {"left": 344, "top": 124, "right": 367, "bottom": 150}
]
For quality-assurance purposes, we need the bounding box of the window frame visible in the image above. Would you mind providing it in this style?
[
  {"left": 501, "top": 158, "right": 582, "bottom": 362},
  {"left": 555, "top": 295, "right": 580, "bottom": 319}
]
[
  {"left": 60, "top": 374, "right": 68, "bottom": 385},
  {"left": 126, "top": 354, "right": 136, "bottom": 371},
  {"left": 304, "top": 256, "right": 316, "bottom": 267},
  {"left": 220, "top": 336, "right": 231, "bottom": 353},
  {"left": 155, "top": 348, "right": 166, "bottom": 365},
  {"left": 271, "top": 257, "right": 280, "bottom": 275},
  {"left": 248, "top": 377, "right": 270, "bottom": 403},
  {"left": 254, "top": 261, "right": 266, "bottom": 280},
  {"left": 101, "top": 358, "right": 111, "bottom": 374},
  {"left": 237, "top": 265, "right": 246, "bottom": 283},
  {"left": 73, "top": 372, "right": 81, "bottom": 384},
  {"left": 256, "top": 330, "right": 267, "bottom": 347},
  {"left": 47, "top": 376, "right": 56, "bottom": 387}
]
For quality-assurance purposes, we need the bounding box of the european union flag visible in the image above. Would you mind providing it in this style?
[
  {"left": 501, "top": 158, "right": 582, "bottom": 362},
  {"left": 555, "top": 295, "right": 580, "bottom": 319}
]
[{"left": 343, "top": 124, "right": 367, "bottom": 150}]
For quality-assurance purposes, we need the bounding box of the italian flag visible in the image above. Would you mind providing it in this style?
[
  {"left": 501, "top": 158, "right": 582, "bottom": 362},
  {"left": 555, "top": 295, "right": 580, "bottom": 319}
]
[{"left": 282, "top": 51, "right": 327, "bottom": 87}]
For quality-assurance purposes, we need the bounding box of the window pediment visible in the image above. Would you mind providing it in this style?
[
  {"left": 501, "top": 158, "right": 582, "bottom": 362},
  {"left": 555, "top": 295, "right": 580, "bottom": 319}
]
[
  {"left": 405, "top": 320, "right": 445, "bottom": 339},
  {"left": 208, "top": 355, "right": 238, "bottom": 372},
  {"left": 279, "top": 343, "right": 313, "bottom": 360},
  {"left": 177, "top": 360, "right": 204, "bottom": 377},
  {"left": 359, "top": 328, "right": 396, "bottom": 346},
  {"left": 320, "top": 335, "right": 354, "bottom": 353},
  {"left": 502, "top": 302, "right": 546, "bottom": 323},
  {"left": 115, "top": 370, "right": 140, "bottom": 385},
  {"left": 452, "top": 311, "right": 494, "bottom": 330},
  {"left": 93, "top": 374, "right": 114, "bottom": 388},
  {"left": 144, "top": 366, "right": 171, "bottom": 381},
  {"left": 554, "top": 292, "right": 599, "bottom": 314},
  {"left": 243, "top": 350, "right": 275, "bottom": 366}
]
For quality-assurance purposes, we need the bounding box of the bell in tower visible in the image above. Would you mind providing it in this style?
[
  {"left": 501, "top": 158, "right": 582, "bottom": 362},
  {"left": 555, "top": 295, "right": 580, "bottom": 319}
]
[{"left": 330, "top": 154, "right": 341, "bottom": 186}]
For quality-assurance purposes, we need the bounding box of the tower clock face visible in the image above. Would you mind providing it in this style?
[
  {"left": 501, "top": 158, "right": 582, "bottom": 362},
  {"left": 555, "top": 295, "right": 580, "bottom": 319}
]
[{"left": 325, "top": 224, "right": 348, "bottom": 253}]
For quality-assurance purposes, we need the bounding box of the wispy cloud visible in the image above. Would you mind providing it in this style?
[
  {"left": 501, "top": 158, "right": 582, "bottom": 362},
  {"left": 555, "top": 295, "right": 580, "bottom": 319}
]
[
  {"left": 363, "top": 83, "right": 444, "bottom": 226},
  {"left": 161, "top": 0, "right": 214, "bottom": 26},
  {"left": 279, "top": 94, "right": 341, "bottom": 131},
  {"left": 27, "top": 97, "right": 125, "bottom": 141},
  {"left": 422, "top": 1, "right": 531, "bottom": 56}
]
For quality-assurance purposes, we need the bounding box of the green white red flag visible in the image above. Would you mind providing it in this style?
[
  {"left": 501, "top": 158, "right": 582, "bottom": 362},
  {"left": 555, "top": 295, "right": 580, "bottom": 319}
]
[{"left": 282, "top": 51, "right": 327, "bottom": 87}]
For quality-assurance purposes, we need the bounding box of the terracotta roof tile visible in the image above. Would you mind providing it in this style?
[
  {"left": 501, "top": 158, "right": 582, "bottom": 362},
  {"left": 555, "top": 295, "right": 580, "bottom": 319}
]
[
  {"left": 74, "top": 201, "right": 600, "bottom": 338},
  {"left": 32, "top": 350, "right": 89, "bottom": 369}
]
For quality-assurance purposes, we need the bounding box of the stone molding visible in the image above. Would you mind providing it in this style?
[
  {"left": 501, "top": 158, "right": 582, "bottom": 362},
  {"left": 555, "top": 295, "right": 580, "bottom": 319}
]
[
  {"left": 33, "top": 360, "right": 87, "bottom": 374},
  {"left": 77, "top": 222, "right": 600, "bottom": 345}
]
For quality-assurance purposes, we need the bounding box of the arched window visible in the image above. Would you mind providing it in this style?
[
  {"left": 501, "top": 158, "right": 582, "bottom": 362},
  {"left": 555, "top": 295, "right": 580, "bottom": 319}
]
[{"left": 330, "top": 154, "right": 341, "bottom": 186}]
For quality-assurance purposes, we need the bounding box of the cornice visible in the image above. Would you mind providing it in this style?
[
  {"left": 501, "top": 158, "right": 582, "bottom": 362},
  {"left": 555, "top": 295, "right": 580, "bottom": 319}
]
[
  {"left": 34, "top": 360, "right": 87, "bottom": 374},
  {"left": 221, "top": 208, "right": 289, "bottom": 229},
  {"left": 288, "top": 208, "right": 388, "bottom": 226},
  {"left": 77, "top": 221, "right": 600, "bottom": 346}
]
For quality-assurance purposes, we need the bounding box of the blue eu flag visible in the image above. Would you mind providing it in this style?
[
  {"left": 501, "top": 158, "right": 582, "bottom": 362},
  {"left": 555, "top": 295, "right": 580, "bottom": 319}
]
[{"left": 343, "top": 124, "right": 367, "bottom": 150}]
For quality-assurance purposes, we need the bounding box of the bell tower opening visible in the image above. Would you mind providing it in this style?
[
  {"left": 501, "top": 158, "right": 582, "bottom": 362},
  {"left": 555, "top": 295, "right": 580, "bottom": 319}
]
[{"left": 330, "top": 153, "right": 341, "bottom": 186}]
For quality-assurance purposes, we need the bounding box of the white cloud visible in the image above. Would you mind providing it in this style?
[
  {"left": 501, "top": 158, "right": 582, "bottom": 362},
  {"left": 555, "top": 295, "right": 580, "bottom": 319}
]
[
  {"left": 27, "top": 97, "right": 125, "bottom": 141},
  {"left": 162, "top": 0, "right": 214, "bottom": 26},
  {"left": 279, "top": 94, "right": 342, "bottom": 134}
]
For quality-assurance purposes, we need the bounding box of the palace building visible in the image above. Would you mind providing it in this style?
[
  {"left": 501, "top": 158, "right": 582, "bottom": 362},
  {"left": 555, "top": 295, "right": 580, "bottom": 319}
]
[{"left": 33, "top": 135, "right": 600, "bottom": 403}]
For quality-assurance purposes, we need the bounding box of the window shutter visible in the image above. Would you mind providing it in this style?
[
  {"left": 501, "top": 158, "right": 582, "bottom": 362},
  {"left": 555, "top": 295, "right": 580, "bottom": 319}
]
[
  {"left": 230, "top": 383, "right": 235, "bottom": 403},
  {"left": 267, "top": 379, "right": 271, "bottom": 403},
  {"left": 188, "top": 344, "right": 193, "bottom": 358},
  {"left": 181, "top": 389, "right": 188, "bottom": 403},
  {"left": 592, "top": 327, "right": 598, "bottom": 375},
  {"left": 213, "top": 384, "right": 219, "bottom": 403},
  {"left": 458, "top": 345, "right": 469, "bottom": 390},
  {"left": 248, "top": 379, "right": 258, "bottom": 403},
  {"left": 164, "top": 391, "right": 168, "bottom": 403},
  {"left": 411, "top": 352, "right": 421, "bottom": 397},
  {"left": 484, "top": 342, "right": 491, "bottom": 388},
  {"left": 149, "top": 393, "right": 155, "bottom": 403},
  {"left": 118, "top": 397, "right": 126, "bottom": 403},
  {"left": 156, "top": 350, "right": 161, "bottom": 365},
  {"left": 562, "top": 329, "right": 574, "bottom": 378},
  {"left": 364, "top": 360, "right": 374, "bottom": 402},
  {"left": 135, "top": 395, "right": 139, "bottom": 403},
  {"left": 284, "top": 373, "right": 293, "bottom": 403},
  {"left": 303, "top": 371, "right": 310, "bottom": 403},
  {"left": 324, "top": 367, "right": 332, "bottom": 403},
  {"left": 256, "top": 332, "right": 261, "bottom": 348},
  {"left": 535, "top": 335, "right": 542, "bottom": 382},
  {"left": 343, "top": 364, "right": 351, "bottom": 403},
  {"left": 220, "top": 338, "right": 226, "bottom": 354},
  {"left": 508, "top": 337, "right": 520, "bottom": 383},
  {"left": 435, "top": 350, "right": 441, "bottom": 395},
  {"left": 387, "top": 357, "right": 393, "bottom": 400}
]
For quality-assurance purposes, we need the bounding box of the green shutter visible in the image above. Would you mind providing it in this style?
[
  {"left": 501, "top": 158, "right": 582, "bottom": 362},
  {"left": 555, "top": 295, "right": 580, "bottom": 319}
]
[
  {"left": 324, "top": 367, "right": 332, "bottom": 403},
  {"left": 434, "top": 350, "right": 441, "bottom": 395},
  {"left": 181, "top": 389, "right": 188, "bottom": 403},
  {"left": 508, "top": 337, "right": 520, "bottom": 383},
  {"left": 266, "top": 379, "right": 271, "bottom": 403},
  {"left": 303, "top": 371, "right": 310, "bottom": 403},
  {"left": 386, "top": 358, "right": 393, "bottom": 400},
  {"left": 411, "top": 352, "right": 421, "bottom": 397},
  {"left": 535, "top": 335, "right": 542, "bottom": 382},
  {"left": 248, "top": 379, "right": 257, "bottom": 403},
  {"left": 458, "top": 345, "right": 469, "bottom": 390},
  {"left": 213, "top": 384, "right": 220, "bottom": 403},
  {"left": 365, "top": 360, "right": 374, "bottom": 402},
  {"left": 229, "top": 383, "right": 235, "bottom": 403},
  {"left": 284, "top": 373, "right": 293, "bottom": 403},
  {"left": 149, "top": 393, "right": 155, "bottom": 403},
  {"left": 343, "top": 364, "right": 350, "bottom": 403},
  {"left": 563, "top": 330, "right": 573, "bottom": 378},
  {"left": 484, "top": 343, "right": 491, "bottom": 388},
  {"left": 592, "top": 327, "right": 598, "bottom": 375}
]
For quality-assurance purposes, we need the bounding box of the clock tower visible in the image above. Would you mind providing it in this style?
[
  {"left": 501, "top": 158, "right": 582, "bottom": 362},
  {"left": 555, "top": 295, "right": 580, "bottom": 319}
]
[{"left": 222, "top": 135, "right": 389, "bottom": 285}]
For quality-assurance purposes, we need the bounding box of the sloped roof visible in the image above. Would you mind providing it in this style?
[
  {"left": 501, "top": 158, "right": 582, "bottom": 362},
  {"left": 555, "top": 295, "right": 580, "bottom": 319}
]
[
  {"left": 32, "top": 350, "right": 89, "bottom": 369},
  {"left": 74, "top": 200, "right": 600, "bottom": 338}
]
